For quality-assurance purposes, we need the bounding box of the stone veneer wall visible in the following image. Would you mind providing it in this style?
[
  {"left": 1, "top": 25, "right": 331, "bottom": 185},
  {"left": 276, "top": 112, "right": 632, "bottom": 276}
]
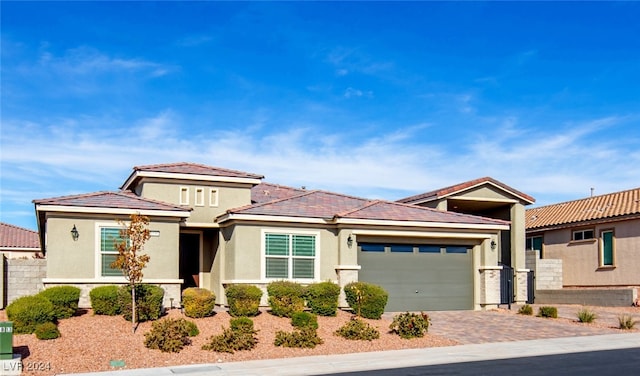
[
  {"left": 526, "top": 250, "right": 562, "bottom": 290},
  {"left": 4, "top": 257, "right": 47, "bottom": 306},
  {"left": 479, "top": 267, "right": 501, "bottom": 309}
]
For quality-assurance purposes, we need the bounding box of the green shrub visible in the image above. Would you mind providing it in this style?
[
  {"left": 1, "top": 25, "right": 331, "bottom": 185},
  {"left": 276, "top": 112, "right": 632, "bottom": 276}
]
[
  {"left": 267, "top": 281, "right": 305, "bottom": 318},
  {"left": 537, "top": 306, "right": 558, "bottom": 318},
  {"left": 518, "top": 304, "right": 533, "bottom": 315},
  {"left": 274, "top": 327, "right": 323, "bottom": 348},
  {"left": 305, "top": 281, "right": 340, "bottom": 317},
  {"left": 6, "top": 295, "right": 55, "bottom": 334},
  {"left": 389, "top": 312, "right": 431, "bottom": 339},
  {"left": 182, "top": 287, "right": 216, "bottom": 318},
  {"left": 576, "top": 307, "right": 597, "bottom": 323},
  {"left": 291, "top": 311, "right": 318, "bottom": 330},
  {"left": 618, "top": 315, "right": 637, "bottom": 330},
  {"left": 90, "top": 285, "right": 120, "bottom": 315},
  {"left": 34, "top": 322, "right": 60, "bottom": 340},
  {"left": 144, "top": 318, "right": 197, "bottom": 353},
  {"left": 225, "top": 284, "right": 263, "bottom": 317},
  {"left": 343, "top": 282, "right": 388, "bottom": 319},
  {"left": 118, "top": 284, "right": 164, "bottom": 322},
  {"left": 37, "top": 286, "right": 81, "bottom": 319},
  {"left": 202, "top": 317, "right": 258, "bottom": 353},
  {"left": 334, "top": 317, "right": 380, "bottom": 341}
]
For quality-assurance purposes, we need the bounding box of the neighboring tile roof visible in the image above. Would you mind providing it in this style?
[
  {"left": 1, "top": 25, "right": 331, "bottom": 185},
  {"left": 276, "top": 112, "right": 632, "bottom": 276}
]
[
  {"left": 227, "top": 190, "right": 509, "bottom": 226},
  {"left": 526, "top": 187, "right": 640, "bottom": 230},
  {"left": 0, "top": 222, "right": 40, "bottom": 249},
  {"left": 33, "top": 191, "right": 190, "bottom": 212},
  {"left": 251, "top": 182, "right": 306, "bottom": 204},
  {"left": 132, "top": 162, "right": 264, "bottom": 179},
  {"left": 397, "top": 177, "right": 535, "bottom": 205}
]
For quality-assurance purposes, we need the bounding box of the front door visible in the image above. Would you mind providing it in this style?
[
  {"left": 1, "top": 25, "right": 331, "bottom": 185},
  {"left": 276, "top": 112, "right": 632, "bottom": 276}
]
[{"left": 179, "top": 233, "right": 200, "bottom": 289}]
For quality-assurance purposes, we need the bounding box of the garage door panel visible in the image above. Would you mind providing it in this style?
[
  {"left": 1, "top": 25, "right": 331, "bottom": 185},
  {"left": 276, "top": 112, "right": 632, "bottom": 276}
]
[{"left": 359, "top": 248, "right": 473, "bottom": 311}]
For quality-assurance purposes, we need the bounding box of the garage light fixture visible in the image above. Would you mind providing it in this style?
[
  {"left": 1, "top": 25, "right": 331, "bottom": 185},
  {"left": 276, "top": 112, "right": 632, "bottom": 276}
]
[
  {"left": 490, "top": 240, "right": 496, "bottom": 250},
  {"left": 347, "top": 235, "right": 354, "bottom": 248},
  {"left": 71, "top": 225, "right": 79, "bottom": 241}
]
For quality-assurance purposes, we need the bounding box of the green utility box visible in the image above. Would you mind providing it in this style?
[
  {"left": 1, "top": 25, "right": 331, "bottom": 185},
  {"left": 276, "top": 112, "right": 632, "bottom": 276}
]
[{"left": 0, "top": 322, "right": 13, "bottom": 360}]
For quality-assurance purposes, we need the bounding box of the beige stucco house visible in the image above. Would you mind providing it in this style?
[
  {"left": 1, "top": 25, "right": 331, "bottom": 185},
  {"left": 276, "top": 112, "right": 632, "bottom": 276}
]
[
  {"left": 526, "top": 187, "right": 640, "bottom": 288},
  {"left": 34, "top": 162, "right": 530, "bottom": 311}
]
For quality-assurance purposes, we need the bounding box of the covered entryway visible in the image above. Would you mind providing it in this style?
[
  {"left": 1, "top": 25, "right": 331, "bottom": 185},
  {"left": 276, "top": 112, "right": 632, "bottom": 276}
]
[
  {"left": 358, "top": 243, "right": 474, "bottom": 311},
  {"left": 179, "top": 232, "right": 201, "bottom": 289}
]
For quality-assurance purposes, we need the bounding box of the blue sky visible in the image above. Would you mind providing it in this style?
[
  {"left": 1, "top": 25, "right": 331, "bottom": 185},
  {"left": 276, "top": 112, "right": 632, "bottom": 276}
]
[{"left": 2, "top": 1, "right": 639, "bottom": 231}]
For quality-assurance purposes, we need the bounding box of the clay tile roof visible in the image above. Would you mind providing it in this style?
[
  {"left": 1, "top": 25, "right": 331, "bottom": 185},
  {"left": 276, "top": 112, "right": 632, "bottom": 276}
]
[
  {"left": 337, "top": 200, "right": 509, "bottom": 225},
  {"left": 0, "top": 222, "right": 40, "bottom": 249},
  {"left": 397, "top": 177, "right": 535, "bottom": 205},
  {"left": 227, "top": 190, "right": 508, "bottom": 226},
  {"left": 526, "top": 187, "right": 640, "bottom": 230},
  {"left": 33, "top": 191, "right": 189, "bottom": 212},
  {"left": 251, "top": 182, "right": 306, "bottom": 204},
  {"left": 133, "top": 162, "right": 264, "bottom": 179}
]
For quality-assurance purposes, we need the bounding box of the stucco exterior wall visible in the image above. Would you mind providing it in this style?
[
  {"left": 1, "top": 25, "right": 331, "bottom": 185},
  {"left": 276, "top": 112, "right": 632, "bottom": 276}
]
[
  {"left": 542, "top": 219, "right": 640, "bottom": 286},
  {"left": 137, "top": 181, "right": 252, "bottom": 224}
]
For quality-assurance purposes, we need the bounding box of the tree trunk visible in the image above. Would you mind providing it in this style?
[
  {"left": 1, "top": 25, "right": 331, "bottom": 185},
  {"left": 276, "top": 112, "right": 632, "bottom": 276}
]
[{"left": 131, "top": 284, "right": 136, "bottom": 333}]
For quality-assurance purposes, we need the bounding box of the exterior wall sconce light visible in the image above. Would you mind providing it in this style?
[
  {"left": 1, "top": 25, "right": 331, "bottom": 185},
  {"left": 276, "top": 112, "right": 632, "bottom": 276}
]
[
  {"left": 490, "top": 240, "right": 497, "bottom": 250},
  {"left": 347, "top": 235, "right": 354, "bottom": 248},
  {"left": 71, "top": 225, "right": 80, "bottom": 241}
]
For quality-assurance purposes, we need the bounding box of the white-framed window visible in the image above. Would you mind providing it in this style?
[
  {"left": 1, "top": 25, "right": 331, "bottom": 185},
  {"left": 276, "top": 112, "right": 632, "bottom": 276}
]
[
  {"left": 600, "top": 229, "right": 615, "bottom": 267},
  {"left": 572, "top": 229, "right": 594, "bottom": 241},
  {"left": 195, "top": 188, "right": 204, "bottom": 206},
  {"left": 97, "top": 225, "right": 126, "bottom": 277},
  {"left": 263, "top": 231, "right": 318, "bottom": 280},
  {"left": 209, "top": 188, "right": 219, "bottom": 207},
  {"left": 179, "top": 187, "right": 189, "bottom": 205}
]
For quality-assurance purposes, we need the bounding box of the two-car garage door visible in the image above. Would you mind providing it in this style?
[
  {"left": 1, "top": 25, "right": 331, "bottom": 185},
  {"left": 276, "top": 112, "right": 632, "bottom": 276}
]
[{"left": 358, "top": 243, "right": 474, "bottom": 311}]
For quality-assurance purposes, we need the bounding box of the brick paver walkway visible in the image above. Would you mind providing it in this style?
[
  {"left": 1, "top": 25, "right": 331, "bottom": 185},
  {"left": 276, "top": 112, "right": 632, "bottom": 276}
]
[{"left": 404, "top": 304, "right": 640, "bottom": 344}]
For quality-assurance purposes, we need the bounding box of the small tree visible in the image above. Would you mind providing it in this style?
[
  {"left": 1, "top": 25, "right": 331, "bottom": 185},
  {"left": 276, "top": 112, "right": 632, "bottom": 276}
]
[{"left": 111, "top": 213, "right": 151, "bottom": 333}]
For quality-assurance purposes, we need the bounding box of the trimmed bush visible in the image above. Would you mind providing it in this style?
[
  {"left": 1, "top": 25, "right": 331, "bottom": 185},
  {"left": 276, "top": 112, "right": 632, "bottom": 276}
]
[
  {"left": 6, "top": 295, "right": 55, "bottom": 334},
  {"left": 202, "top": 317, "right": 258, "bottom": 353},
  {"left": 274, "top": 327, "right": 323, "bottom": 348},
  {"left": 144, "top": 318, "right": 197, "bottom": 353},
  {"left": 35, "top": 322, "right": 60, "bottom": 340},
  {"left": 291, "top": 311, "right": 319, "bottom": 330},
  {"left": 537, "top": 306, "right": 558, "bottom": 318},
  {"left": 267, "top": 281, "right": 305, "bottom": 318},
  {"left": 90, "top": 285, "right": 120, "bottom": 315},
  {"left": 518, "top": 304, "right": 533, "bottom": 315},
  {"left": 37, "top": 286, "right": 81, "bottom": 319},
  {"left": 225, "top": 284, "right": 263, "bottom": 317},
  {"left": 182, "top": 288, "right": 216, "bottom": 318},
  {"left": 618, "top": 315, "right": 637, "bottom": 330},
  {"left": 343, "top": 282, "right": 388, "bottom": 319},
  {"left": 118, "top": 284, "right": 164, "bottom": 322},
  {"left": 389, "top": 312, "right": 431, "bottom": 339},
  {"left": 576, "top": 307, "right": 597, "bottom": 323},
  {"left": 334, "top": 317, "right": 380, "bottom": 341},
  {"left": 305, "top": 281, "right": 340, "bottom": 317}
]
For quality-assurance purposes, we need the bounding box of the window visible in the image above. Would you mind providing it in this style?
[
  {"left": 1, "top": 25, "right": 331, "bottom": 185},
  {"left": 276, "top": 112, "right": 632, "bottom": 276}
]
[
  {"left": 390, "top": 244, "right": 413, "bottom": 253},
  {"left": 100, "top": 227, "right": 125, "bottom": 277},
  {"left": 180, "top": 187, "right": 189, "bottom": 205},
  {"left": 265, "top": 233, "right": 317, "bottom": 279},
  {"left": 600, "top": 230, "right": 614, "bottom": 266},
  {"left": 359, "top": 243, "right": 385, "bottom": 252},
  {"left": 526, "top": 236, "right": 543, "bottom": 251},
  {"left": 195, "top": 188, "right": 204, "bottom": 206},
  {"left": 418, "top": 245, "right": 441, "bottom": 253},
  {"left": 572, "top": 229, "right": 594, "bottom": 241},
  {"left": 209, "top": 188, "right": 219, "bottom": 207}
]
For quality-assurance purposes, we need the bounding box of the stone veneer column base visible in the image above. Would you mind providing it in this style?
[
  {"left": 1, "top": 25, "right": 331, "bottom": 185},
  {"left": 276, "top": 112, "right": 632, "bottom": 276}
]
[
  {"left": 335, "top": 265, "right": 360, "bottom": 308},
  {"left": 478, "top": 266, "right": 502, "bottom": 309}
]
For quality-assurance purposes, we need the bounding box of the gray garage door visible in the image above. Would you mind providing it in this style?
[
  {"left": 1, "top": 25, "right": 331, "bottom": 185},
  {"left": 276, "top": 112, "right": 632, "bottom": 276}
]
[{"left": 358, "top": 243, "right": 474, "bottom": 311}]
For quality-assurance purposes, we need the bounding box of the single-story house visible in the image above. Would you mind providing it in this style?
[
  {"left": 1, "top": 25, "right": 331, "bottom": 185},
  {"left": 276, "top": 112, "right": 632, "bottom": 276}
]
[
  {"left": 0, "top": 222, "right": 41, "bottom": 259},
  {"left": 526, "top": 187, "right": 640, "bottom": 288},
  {"left": 33, "top": 162, "right": 531, "bottom": 311}
]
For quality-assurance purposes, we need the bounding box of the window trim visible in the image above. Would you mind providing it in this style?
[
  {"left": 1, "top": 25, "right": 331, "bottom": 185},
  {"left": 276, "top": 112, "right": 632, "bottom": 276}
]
[
  {"left": 195, "top": 187, "right": 204, "bottom": 206},
  {"left": 179, "top": 186, "right": 189, "bottom": 205},
  {"left": 572, "top": 228, "right": 595, "bottom": 242},
  {"left": 261, "top": 229, "right": 320, "bottom": 282},
  {"left": 599, "top": 228, "right": 615, "bottom": 268},
  {"left": 209, "top": 188, "right": 219, "bottom": 207},
  {"left": 95, "top": 222, "right": 127, "bottom": 281}
]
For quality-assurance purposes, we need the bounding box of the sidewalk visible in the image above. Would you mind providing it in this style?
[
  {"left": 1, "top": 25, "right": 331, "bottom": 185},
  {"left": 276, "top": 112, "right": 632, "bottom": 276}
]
[{"left": 62, "top": 333, "right": 640, "bottom": 376}]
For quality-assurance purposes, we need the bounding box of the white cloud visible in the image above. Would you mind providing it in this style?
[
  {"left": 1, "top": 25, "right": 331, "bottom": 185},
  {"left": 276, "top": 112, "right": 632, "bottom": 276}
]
[{"left": 344, "top": 87, "right": 373, "bottom": 98}]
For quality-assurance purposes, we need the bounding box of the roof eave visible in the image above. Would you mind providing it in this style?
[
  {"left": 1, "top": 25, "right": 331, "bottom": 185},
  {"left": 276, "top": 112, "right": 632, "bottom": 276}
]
[
  {"left": 121, "top": 170, "right": 263, "bottom": 190},
  {"left": 35, "top": 204, "right": 191, "bottom": 218}
]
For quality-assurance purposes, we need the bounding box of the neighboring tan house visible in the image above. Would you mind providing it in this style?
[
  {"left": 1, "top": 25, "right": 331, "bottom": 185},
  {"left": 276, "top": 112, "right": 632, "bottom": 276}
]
[
  {"left": 397, "top": 177, "right": 536, "bottom": 304},
  {"left": 526, "top": 187, "right": 640, "bottom": 288},
  {"left": 0, "top": 222, "right": 41, "bottom": 259},
  {"left": 33, "top": 162, "right": 523, "bottom": 311}
]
